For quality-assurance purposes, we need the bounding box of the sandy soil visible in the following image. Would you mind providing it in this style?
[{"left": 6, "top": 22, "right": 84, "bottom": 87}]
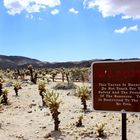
[{"left": 0, "top": 81, "right": 140, "bottom": 140}]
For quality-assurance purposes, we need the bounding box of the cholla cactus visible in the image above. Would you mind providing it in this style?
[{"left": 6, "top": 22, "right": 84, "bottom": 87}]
[
  {"left": 50, "top": 70, "right": 57, "bottom": 82},
  {"left": 1, "top": 89, "right": 8, "bottom": 105},
  {"left": 0, "top": 78, "right": 5, "bottom": 96},
  {"left": 13, "top": 82, "right": 22, "bottom": 96},
  {"left": 38, "top": 80, "right": 46, "bottom": 106},
  {"left": 96, "top": 123, "right": 106, "bottom": 138},
  {"left": 60, "top": 68, "right": 65, "bottom": 82},
  {"left": 28, "top": 64, "right": 37, "bottom": 84},
  {"left": 76, "top": 115, "right": 83, "bottom": 127},
  {"left": 65, "top": 70, "right": 70, "bottom": 83},
  {"left": 77, "top": 85, "right": 90, "bottom": 110},
  {"left": 44, "top": 90, "right": 61, "bottom": 131}
]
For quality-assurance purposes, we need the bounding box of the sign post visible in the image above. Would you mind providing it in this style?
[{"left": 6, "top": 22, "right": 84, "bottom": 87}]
[
  {"left": 92, "top": 60, "right": 140, "bottom": 140},
  {"left": 122, "top": 113, "right": 126, "bottom": 140}
]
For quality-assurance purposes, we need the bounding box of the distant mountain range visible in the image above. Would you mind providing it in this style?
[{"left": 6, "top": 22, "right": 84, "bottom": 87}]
[{"left": 0, "top": 55, "right": 139, "bottom": 69}]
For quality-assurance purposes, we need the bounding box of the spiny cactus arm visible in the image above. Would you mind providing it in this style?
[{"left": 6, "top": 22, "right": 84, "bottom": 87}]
[
  {"left": 44, "top": 90, "right": 60, "bottom": 106},
  {"left": 2, "top": 89, "right": 9, "bottom": 95}
]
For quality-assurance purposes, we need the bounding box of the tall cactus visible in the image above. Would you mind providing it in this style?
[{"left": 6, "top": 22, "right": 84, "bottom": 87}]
[
  {"left": 60, "top": 68, "right": 65, "bottom": 82},
  {"left": 1, "top": 89, "right": 8, "bottom": 105},
  {"left": 38, "top": 80, "right": 46, "bottom": 106},
  {"left": 44, "top": 90, "right": 61, "bottom": 131},
  {"left": 0, "top": 78, "right": 4, "bottom": 96},
  {"left": 13, "top": 81, "right": 22, "bottom": 96},
  {"left": 28, "top": 64, "right": 37, "bottom": 84},
  {"left": 50, "top": 70, "right": 57, "bottom": 82}
]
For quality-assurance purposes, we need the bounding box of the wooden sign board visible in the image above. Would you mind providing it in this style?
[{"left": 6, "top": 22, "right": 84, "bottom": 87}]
[{"left": 92, "top": 60, "right": 140, "bottom": 112}]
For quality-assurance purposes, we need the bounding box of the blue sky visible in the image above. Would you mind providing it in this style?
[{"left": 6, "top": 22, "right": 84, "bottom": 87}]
[{"left": 0, "top": 0, "right": 140, "bottom": 62}]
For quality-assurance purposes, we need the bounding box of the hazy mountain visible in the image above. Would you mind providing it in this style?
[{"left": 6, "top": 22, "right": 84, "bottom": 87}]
[
  {"left": 0, "top": 55, "right": 97, "bottom": 69},
  {"left": 0, "top": 55, "right": 45, "bottom": 69},
  {"left": 0, "top": 55, "right": 139, "bottom": 69}
]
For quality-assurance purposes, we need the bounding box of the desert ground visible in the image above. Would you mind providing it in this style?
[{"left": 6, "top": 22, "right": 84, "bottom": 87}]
[{"left": 0, "top": 73, "right": 140, "bottom": 140}]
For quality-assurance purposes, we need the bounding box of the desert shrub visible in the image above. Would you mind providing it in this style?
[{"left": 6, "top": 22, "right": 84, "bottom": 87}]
[{"left": 53, "top": 82, "right": 76, "bottom": 90}]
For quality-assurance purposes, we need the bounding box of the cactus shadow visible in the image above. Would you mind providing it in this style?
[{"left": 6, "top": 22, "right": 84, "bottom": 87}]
[{"left": 50, "top": 130, "right": 65, "bottom": 140}]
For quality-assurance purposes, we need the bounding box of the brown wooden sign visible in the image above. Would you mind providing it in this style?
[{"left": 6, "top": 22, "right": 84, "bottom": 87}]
[{"left": 92, "top": 60, "right": 140, "bottom": 112}]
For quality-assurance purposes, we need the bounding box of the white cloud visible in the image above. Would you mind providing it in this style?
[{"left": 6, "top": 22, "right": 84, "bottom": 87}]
[
  {"left": 26, "top": 4, "right": 44, "bottom": 13},
  {"left": 114, "top": 25, "right": 139, "bottom": 34},
  {"left": 83, "top": 0, "right": 140, "bottom": 19},
  {"left": 69, "top": 8, "right": 79, "bottom": 14},
  {"left": 114, "top": 27, "right": 127, "bottom": 34},
  {"left": 4, "top": 0, "right": 27, "bottom": 15},
  {"left": 3, "top": 0, "right": 61, "bottom": 15},
  {"left": 121, "top": 15, "right": 131, "bottom": 20},
  {"left": 127, "top": 25, "right": 139, "bottom": 32},
  {"left": 51, "top": 9, "right": 59, "bottom": 15}
]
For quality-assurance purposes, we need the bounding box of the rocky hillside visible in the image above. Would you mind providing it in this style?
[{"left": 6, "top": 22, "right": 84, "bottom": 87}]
[
  {"left": 0, "top": 55, "right": 97, "bottom": 69},
  {"left": 0, "top": 55, "right": 45, "bottom": 69},
  {"left": 0, "top": 55, "right": 139, "bottom": 69}
]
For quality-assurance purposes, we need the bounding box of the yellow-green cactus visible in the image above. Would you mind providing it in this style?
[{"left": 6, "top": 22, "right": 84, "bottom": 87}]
[
  {"left": 44, "top": 90, "right": 61, "bottom": 131},
  {"left": 27, "top": 64, "right": 38, "bottom": 84},
  {"left": 96, "top": 123, "right": 106, "bottom": 138},
  {"left": 1, "top": 89, "right": 8, "bottom": 105},
  {"left": 0, "top": 78, "right": 5, "bottom": 96},
  {"left": 77, "top": 85, "right": 90, "bottom": 110},
  {"left": 13, "top": 81, "right": 22, "bottom": 96},
  {"left": 38, "top": 80, "right": 46, "bottom": 106}
]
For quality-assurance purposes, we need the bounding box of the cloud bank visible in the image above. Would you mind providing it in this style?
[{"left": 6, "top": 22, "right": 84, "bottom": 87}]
[
  {"left": 4, "top": 0, "right": 61, "bottom": 15},
  {"left": 83, "top": 0, "right": 140, "bottom": 19}
]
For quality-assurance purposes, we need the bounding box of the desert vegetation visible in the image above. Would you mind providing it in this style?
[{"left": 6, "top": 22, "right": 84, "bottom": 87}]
[{"left": 0, "top": 64, "right": 139, "bottom": 140}]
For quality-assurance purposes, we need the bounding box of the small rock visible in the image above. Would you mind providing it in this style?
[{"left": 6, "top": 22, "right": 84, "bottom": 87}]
[
  {"left": 16, "top": 134, "right": 24, "bottom": 139},
  {"left": 35, "top": 131, "right": 39, "bottom": 134},
  {"left": 15, "top": 106, "right": 19, "bottom": 108},
  {"left": 27, "top": 110, "right": 32, "bottom": 113},
  {"left": 41, "top": 126, "right": 46, "bottom": 129},
  {"left": 29, "top": 103, "right": 36, "bottom": 108},
  {"left": 44, "top": 133, "right": 51, "bottom": 139}
]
